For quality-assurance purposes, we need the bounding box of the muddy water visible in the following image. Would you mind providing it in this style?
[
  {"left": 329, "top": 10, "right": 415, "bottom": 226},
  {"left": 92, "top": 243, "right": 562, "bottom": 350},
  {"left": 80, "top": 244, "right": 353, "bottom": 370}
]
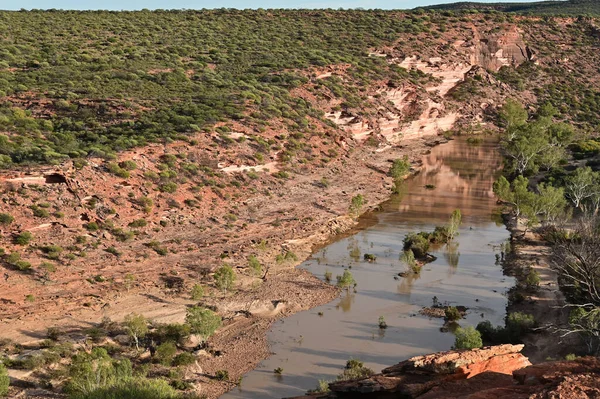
[{"left": 222, "top": 137, "right": 512, "bottom": 399}]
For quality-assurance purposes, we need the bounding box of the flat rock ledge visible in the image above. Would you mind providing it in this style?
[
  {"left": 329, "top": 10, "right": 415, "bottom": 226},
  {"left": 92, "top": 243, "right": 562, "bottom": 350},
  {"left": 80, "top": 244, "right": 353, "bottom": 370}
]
[{"left": 287, "top": 344, "right": 600, "bottom": 399}]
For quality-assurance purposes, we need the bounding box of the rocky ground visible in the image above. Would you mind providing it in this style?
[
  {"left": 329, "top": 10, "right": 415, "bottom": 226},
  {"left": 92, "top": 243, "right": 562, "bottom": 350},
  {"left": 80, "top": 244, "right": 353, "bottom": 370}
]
[{"left": 289, "top": 344, "right": 600, "bottom": 399}]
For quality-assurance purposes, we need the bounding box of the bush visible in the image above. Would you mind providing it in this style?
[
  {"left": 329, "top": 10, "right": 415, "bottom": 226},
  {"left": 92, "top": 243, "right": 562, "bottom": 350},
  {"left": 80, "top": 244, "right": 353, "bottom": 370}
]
[
  {"left": 154, "top": 342, "right": 177, "bottom": 366},
  {"left": 453, "top": 326, "right": 482, "bottom": 349},
  {"left": 349, "top": 194, "right": 364, "bottom": 216},
  {"left": 248, "top": 255, "right": 262, "bottom": 276},
  {"left": 185, "top": 306, "right": 222, "bottom": 342},
  {"left": 172, "top": 352, "right": 196, "bottom": 366},
  {"left": 0, "top": 213, "right": 14, "bottom": 226},
  {"left": 0, "top": 363, "right": 9, "bottom": 397},
  {"left": 525, "top": 268, "right": 540, "bottom": 291},
  {"left": 214, "top": 370, "right": 229, "bottom": 381},
  {"left": 128, "top": 219, "right": 147, "bottom": 228},
  {"left": 336, "top": 270, "right": 356, "bottom": 290},
  {"left": 190, "top": 284, "right": 204, "bottom": 300},
  {"left": 445, "top": 306, "right": 461, "bottom": 321},
  {"left": 336, "top": 359, "right": 373, "bottom": 381},
  {"left": 213, "top": 264, "right": 236, "bottom": 291},
  {"left": 154, "top": 323, "right": 191, "bottom": 345},
  {"left": 14, "top": 231, "right": 33, "bottom": 245},
  {"left": 506, "top": 312, "right": 536, "bottom": 337},
  {"left": 68, "top": 378, "right": 179, "bottom": 399},
  {"left": 403, "top": 233, "right": 430, "bottom": 258}
]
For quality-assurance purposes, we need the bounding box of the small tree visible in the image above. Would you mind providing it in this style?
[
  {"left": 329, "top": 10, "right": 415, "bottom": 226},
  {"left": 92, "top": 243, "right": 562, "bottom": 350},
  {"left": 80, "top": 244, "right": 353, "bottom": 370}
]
[
  {"left": 336, "top": 270, "right": 356, "bottom": 290},
  {"left": 453, "top": 326, "right": 482, "bottom": 349},
  {"left": 447, "top": 209, "right": 462, "bottom": 241},
  {"left": 190, "top": 284, "right": 204, "bottom": 300},
  {"left": 124, "top": 313, "right": 148, "bottom": 350},
  {"left": 0, "top": 363, "right": 9, "bottom": 397},
  {"left": 214, "top": 264, "right": 236, "bottom": 292},
  {"left": 349, "top": 194, "right": 364, "bottom": 216},
  {"left": 248, "top": 255, "right": 262, "bottom": 277},
  {"left": 185, "top": 306, "right": 222, "bottom": 343}
]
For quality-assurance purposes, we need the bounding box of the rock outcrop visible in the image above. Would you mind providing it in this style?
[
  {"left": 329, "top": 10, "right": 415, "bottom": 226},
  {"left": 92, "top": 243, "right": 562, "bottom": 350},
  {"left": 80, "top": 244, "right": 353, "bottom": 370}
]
[{"left": 287, "top": 345, "right": 600, "bottom": 399}]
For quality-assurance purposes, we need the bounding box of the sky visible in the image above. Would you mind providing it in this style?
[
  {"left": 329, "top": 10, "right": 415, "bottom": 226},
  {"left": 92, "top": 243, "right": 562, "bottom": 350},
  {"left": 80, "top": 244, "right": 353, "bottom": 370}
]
[{"left": 0, "top": 0, "right": 545, "bottom": 11}]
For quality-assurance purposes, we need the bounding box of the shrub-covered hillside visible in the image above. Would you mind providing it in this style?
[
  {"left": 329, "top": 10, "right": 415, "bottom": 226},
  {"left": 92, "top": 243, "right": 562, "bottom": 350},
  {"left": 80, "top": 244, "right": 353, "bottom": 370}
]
[
  {"left": 0, "top": 9, "right": 441, "bottom": 166},
  {"left": 425, "top": 0, "right": 600, "bottom": 15}
]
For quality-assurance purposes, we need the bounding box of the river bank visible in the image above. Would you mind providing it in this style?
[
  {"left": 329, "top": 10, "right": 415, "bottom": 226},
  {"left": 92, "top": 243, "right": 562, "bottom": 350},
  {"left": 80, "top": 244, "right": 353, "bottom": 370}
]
[{"left": 1, "top": 134, "right": 447, "bottom": 399}]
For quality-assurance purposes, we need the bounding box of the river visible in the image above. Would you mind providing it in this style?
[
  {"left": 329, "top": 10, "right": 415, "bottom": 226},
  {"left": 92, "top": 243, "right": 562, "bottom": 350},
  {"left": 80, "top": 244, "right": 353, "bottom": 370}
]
[{"left": 222, "top": 136, "right": 513, "bottom": 399}]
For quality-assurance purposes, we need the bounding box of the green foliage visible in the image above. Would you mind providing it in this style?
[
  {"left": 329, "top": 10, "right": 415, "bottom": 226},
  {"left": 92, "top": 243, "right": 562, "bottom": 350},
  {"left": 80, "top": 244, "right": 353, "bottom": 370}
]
[
  {"left": 213, "top": 264, "right": 236, "bottom": 291},
  {"left": 349, "top": 194, "right": 364, "bottom": 216},
  {"left": 506, "top": 312, "right": 536, "bottom": 336},
  {"left": 525, "top": 268, "right": 541, "bottom": 291},
  {"left": 185, "top": 306, "right": 222, "bottom": 342},
  {"left": 336, "top": 359, "right": 374, "bottom": 381},
  {"left": 0, "top": 213, "right": 14, "bottom": 226},
  {"left": 65, "top": 347, "right": 133, "bottom": 396},
  {"left": 124, "top": 314, "right": 148, "bottom": 350},
  {"left": 128, "top": 219, "right": 147, "bottom": 228},
  {"left": 68, "top": 377, "right": 180, "bottom": 399},
  {"left": 402, "top": 233, "right": 430, "bottom": 258},
  {"left": 214, "top": 370, "right": 229, "bottom": 381},
  {"left": 172, "top": 352, "right": 196, "bottom": 367},
  {"left": 248, "top": 255, "right": 262, "bottom": 277},
  {"left": 445, "top": 306, "right": 461, "bottom": 321},
  {"left": 0, "top": 363, "right": 9, "bottom": 397},
  {"left": 14, "top": 231, "right": 33, "bottom": 245},
  {"left": 336, "top": 270, "right": 356, "bottom": 290},
  {"left": 154, "top": 324, "right": 191, "bottom": 345},
  {"left": 154, "top": 342, "right": 177, "bottom": 366},
  {"left": 378, "top": 316, "right": 387, "bottom": 329},
  {"left": 453, "top": 326, "right": 483, "bottom": 350},
  {"left": 447, "top": 209, "right": 462, "bottom": 241},
  {"left": 190, "top": 284, "right": 204, "bottom": 300}
]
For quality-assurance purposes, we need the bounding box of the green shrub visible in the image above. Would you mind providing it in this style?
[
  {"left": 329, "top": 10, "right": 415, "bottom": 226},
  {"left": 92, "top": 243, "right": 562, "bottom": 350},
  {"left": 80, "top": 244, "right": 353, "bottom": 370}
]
[
  {"left": 525, "top": 268, "right": 540, "bottom": 291},
  {"left": 506, "top": 312, "right": 536, "bottom": 337},
  {"left": 403, "top": 233, "right": 430, "bottom": 258},
  {"left": 190, "top": 284, "right": 204, "bottom": 300},
  {"left": 453, "top": 326, "right": 482, "bottom": 349},
  {"left": 85, "top": 222, "right": 100, "bottom": 231},
  {"left": 349, "top": 194, "right": 364, "bottom": 216},
  {"left": 128, "top": 219, "right": 147, "bottom": 228},
  {"left": 213, "top": 264, "right": 236, "bottom": 291},
  {"left": 154, "top": 342, "right": 177, "bottom": 366},
  {"left": 159, "top": 182, "right": 178, "bottom": 193},
  {"left": 14, "top": 231, "right": 33, "bottom": 245},
  {"left": 0, "top": 363, "right": 9, "bottom": 397},
  {"left": 0, "top": 213, "right": 14, "bottom": 226},
  {"left": 445, "top": 306, "right": 461, "bottom": 321},
  {"left": 154, "top": 324, "right": 191, "bottom": 345},
  {"left": 336, "top": 359, "right": 373, "bottom": 381},
  {"left": 214, "top": 370, "right": 229, "bottom": 381},
  {"left": 248, "top": 255, "right": 262, "bottom": 276},
  {"left": 185, "top": 306, "right": 221, "bottom": 342},
  {"left": 107, "top": 162, "right": 130, "bottom": 178},
  {"left": 336, "top": 270, "right": 356, "bottom": 290},
  {"left": 172, "top": 352, "right": 196, "bottom": 367},
  {"left": 68, "top": 377, "right": 179, "bottom": 399}
]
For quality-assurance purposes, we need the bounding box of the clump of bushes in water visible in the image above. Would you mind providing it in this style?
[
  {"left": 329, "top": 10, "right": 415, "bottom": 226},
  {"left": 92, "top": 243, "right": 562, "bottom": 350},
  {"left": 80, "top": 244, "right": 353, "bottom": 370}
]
[
  {"left": 476, "top": 312, "right": 537, "bottom": 345},
  {"left": 403, "top": 210, "right": 462, "bottom": 259},
  {"left": 308, "top": 358, "right": 374, "bottom": 394}
]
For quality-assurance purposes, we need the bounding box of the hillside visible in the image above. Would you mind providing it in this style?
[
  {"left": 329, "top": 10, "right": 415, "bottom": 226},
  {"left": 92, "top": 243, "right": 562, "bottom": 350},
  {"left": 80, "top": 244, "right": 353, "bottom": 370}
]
[
  {"left": 424, "top": 0, "right": 600, "bottom": 15},
  {"left": 0, "top": 9, "right": 599, "bottom": 399}
]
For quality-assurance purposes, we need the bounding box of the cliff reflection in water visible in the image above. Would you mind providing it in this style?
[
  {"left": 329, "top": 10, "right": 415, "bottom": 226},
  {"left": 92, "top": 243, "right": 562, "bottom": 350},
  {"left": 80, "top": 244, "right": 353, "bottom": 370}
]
[{"left": 390, "top": 138, "right": 502, "bottom": 225}]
